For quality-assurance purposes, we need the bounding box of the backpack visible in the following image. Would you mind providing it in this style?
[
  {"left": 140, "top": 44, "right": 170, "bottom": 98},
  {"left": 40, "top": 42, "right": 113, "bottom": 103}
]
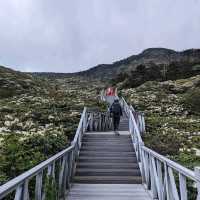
[{"left": 111, "top": 102, "right": 121, "bottom": 116}]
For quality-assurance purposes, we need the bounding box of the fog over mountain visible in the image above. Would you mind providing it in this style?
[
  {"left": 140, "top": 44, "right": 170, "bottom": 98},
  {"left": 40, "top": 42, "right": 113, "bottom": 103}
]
[{"left": 0, "top": 0, "right": 200, "bottom": 72}]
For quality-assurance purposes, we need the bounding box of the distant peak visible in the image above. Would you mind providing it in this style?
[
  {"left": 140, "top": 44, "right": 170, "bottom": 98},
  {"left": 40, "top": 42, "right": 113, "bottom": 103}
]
[{"left": 141, "top": 48, "right": 176, "bottom": 55}]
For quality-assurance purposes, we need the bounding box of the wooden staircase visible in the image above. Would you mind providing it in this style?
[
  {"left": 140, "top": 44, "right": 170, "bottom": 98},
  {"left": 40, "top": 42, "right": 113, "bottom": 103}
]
[
  {"left": 1, "top": 95, "right": 199, "bottom": 200},
  {"left": 67, "top": 184, "right": 151, "bottom": 200},
  {"left": 73, "top": 133, "right": 142, "bottom": 184},
  {"left": 118, "top": 112, "right": 129, "bottom": 131},
  {"left": 66, "top": 113, "right": 152, "bottom": 199}
]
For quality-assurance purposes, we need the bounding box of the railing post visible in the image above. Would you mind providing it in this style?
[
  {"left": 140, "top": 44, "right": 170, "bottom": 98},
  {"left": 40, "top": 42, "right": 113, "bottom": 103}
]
[
  {"left": 89, "top": 113, "right": 93, "bottom": 131},
  {"left": 35, "top": 172, "right": 43, "bottom": 200},
  {"left": 150, "top": 155, "right": 157, "bottom": 199},
  {"left": 14, "top": 185, "right": 23, "bottom": 200},
  {"left": 179, "top": 173, "right": 187, "bottom": 200},
  {"left": 83, "top": 110, "right": 87, "bottom": 132},
  {"left": 141, "top": 113, "right": 146, "bottom": 134},
  {"left": 137, "top": 141, "right": 143, "bottom": 162},
  {"left": 195, "top": 167, "right": 200, "bottom": 200},
  {"left": 140, "top": 145, "right": 146, "bottom": 184}
]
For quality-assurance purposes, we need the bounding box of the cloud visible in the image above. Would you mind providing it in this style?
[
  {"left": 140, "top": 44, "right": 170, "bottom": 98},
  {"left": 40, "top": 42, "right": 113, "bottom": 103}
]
[{"left": 0, "top": 0, "right": 199, "bottom": 72}]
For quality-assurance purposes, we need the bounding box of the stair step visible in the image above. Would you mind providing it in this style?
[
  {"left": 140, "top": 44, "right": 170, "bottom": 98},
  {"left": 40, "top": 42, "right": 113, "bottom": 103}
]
[
  {"left": 78, "top": 157, "right": 137, "bottom": 163},
  {"left": 76, "top": 162, "right": 139, "bottom": 169},
  {"left": 82, "top": 141, "right": 132, "bottom": 145},
  {"left": 82, "top": 138, "right": 130, "bottom": 141},
  {"left": 79, "top": 151, "right": 136, "bottom": 157},
  {"left": 81, "top": 143, "right": 132, "bottom": 147},
  {"left": 83, "top": 135, "right": 130, "bottom": 138},
  {"left": 75, "top": 169, "right": 141, "bottom": 176},
  {"left": 73, "top": 176, "right": 142, "bottom": 184},
  {"left": 73, "top": 129, "right": 142, "bottom": 186},
  {"left": 81, "top": 147, "right": 133, "bottom": 152},
  {"left": 78, "top": 155, "right": 136, "bottom": 159},
  {"left": 82, "top": 139, "right": 132, "bottom": 143}
]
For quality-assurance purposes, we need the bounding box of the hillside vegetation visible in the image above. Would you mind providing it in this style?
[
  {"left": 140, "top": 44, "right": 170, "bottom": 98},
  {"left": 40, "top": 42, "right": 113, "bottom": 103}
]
[
  {"left": 0, "top": 66, "right": 47, "bottom": 98},
  {"left": 119, "top": 75, "right": 200, "bottom": 169},
  {"left": 0, "top": 47, "right": 200, "bottom": 188},
  {"left": 0, "top": 67, "right": 106, "bottom": 184}
]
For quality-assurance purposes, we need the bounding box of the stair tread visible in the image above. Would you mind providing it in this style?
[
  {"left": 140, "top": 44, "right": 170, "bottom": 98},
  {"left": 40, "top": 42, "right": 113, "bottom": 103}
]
[
  {"left": 75, "top": 169, "right": 141, "bottom": 176},
  {"left": 73, "top": 176, "right": 142, "bottom": 184},
  {"left": 77, "top": 162, "right": 139, "bottom": 166},
  {"left": 76, "top": 168, "right": 140, "bottom": 172},
  {"left": 79, "top": 155, "right": 136, "bottom": 159}
]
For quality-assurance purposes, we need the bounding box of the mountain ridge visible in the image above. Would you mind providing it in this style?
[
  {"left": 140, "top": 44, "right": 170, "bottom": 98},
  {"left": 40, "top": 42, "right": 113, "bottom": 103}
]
[{"left": 1, "top": 47, "right": 200, "bottom": 85}]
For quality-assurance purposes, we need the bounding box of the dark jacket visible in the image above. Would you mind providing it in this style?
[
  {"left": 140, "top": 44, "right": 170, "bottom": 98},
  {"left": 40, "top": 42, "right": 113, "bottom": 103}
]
[{"left": 110, "top": 101, "right": 123, "bottom": 117}]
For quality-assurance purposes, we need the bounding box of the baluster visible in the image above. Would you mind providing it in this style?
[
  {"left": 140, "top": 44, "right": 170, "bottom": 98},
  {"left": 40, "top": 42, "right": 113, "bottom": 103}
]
[
  {"left": 83, "top": 112, "right": 86, "bottom": 132},
  {"left": 35, "top": 172, "right": 43, "bottom": 200},
  {"left": 52, "top": 161, "right": 55, "bottom": 179},
  {"left": 142, "top": 151, "right": 148, "bottom": 185},
  {"left": 142, "top": 114, "right": 145, "bottom": 133},
  {"left": 138, "top": 114, "right": 141, "bottom": 133},
  {"left": 59, "top": 157, "right": 64, "bottom": 192},
  {"left": 129, "top": 110, "right": 131, "bottom": 133},
  {"left": 145, "top": 152, "right": 150, "bottom": 189},
  {"left": 106, "top": 114, "right": 108, "bottom": 130},
  {"left": 168, "top": 167, "right": 179, "bottom": 200},
  {"left": 97, "top": 113, "right": 100, "bottom": 131},
  {"left": 89, "top": 113, "right": 93, "bottom": 131},
  {"left": 151, "top": 157, "right": 162, "bottom": 200},
  {"left": 24, "top": 180, "right": 30, "bottom": 200},
  {"left": 179, "top": 173, "right": 187, "bottom": 200},
  {"left": 14, "top": 185, "right": 23, "bottom": 200},
  {"left": 157, "top": 159, "right": 164, "bottom": 200},
  {"left": 140, "top": 149, "right": 146, "bottom": 183},
  {"left": 14, "top": 180, "right": 30, "bottom": 200},
  {"left": 47, "top": 165, "right": 52, "bottom": 177},
  {"left": 69, "top": 150, "right": 74, "bottom": 180},
  {"left": 86, "top": 112, "right": 89, "bottom": 131},
  {"left": 99, "top": 113, "right": 102, "bottom": 131},
  {"left": 78, "top": 126, "right": 82, "bottom": 149},
  {"left": 150, "top": 156, "right": 157, "bottom": 199},
  {"left": 195, "top": 167, "right": 200, "bottom": 200},
  {"left": 137, "top": 142, "right": 141, "bottom": 162},
  {"left": 164, "top": 163, "right": 170, "bottom": 200},
  {"left": 66, "top": 153, "right": 71, "bottom": 189},
  {"left": 59, "top": 155, "right": 68, "bottom": 197},
  {"left": 102, "top": 114, "right": 105, "bottom": 131}
]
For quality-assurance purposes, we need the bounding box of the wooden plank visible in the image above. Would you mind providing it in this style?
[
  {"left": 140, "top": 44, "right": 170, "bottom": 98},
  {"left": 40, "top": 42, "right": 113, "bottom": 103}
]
[{"left": 67, "top": 184, "right": 152, "bottom": 200}]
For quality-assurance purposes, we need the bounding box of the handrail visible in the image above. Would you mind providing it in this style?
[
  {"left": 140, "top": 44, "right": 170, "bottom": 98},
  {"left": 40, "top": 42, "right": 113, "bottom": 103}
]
[
  {"left": 0, "top": 106, "right": 113, "bottom": 200},
  {"left": 142, "top": 146, "right": 200, "bottom": 182},
  {"left": 129, "top": 110, "right": 143, "bottom": 143},
  {"left": 71, "top": 107, "right": 87, "bottom": 146},
  {"left": 0, "top": 146, "right": 74, "bottom": 198},
  {"left": 119, "top": 95, "right": 200, "bottom": 200},
  {"left": 0, "top": 107, "right": 89, "bottom": 200},
  {"left": 99, "top": 90, "right": 200, "bottom": 194}
]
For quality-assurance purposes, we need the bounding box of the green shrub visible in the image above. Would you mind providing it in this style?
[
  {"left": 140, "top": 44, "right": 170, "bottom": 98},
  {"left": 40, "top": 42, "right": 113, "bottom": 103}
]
[
  {"left": 182, "top": 89, "right": 200, "bottom": 114},
  {"left": 0, "top": 89, "right": 16, "bottom": 98},
  {"left": 0, "top": 133, "right": 68, "bottom": 184}
]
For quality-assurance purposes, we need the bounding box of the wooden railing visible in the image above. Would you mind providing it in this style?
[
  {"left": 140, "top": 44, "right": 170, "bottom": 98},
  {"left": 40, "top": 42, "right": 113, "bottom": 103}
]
[
  {"left": 87, "top": 112, "right": 112, "bottom": 132},
  {"left": 0, "top": 107, "right": 111, "bottom": 200},
  {"left": 120, "top": 97, "right": 200, "bottom": 200}
]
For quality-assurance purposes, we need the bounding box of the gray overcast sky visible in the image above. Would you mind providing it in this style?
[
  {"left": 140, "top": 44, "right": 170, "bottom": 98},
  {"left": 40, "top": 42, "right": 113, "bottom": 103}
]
[{"left": 0, "top": 0, "right": 200, "bottom": 72}]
